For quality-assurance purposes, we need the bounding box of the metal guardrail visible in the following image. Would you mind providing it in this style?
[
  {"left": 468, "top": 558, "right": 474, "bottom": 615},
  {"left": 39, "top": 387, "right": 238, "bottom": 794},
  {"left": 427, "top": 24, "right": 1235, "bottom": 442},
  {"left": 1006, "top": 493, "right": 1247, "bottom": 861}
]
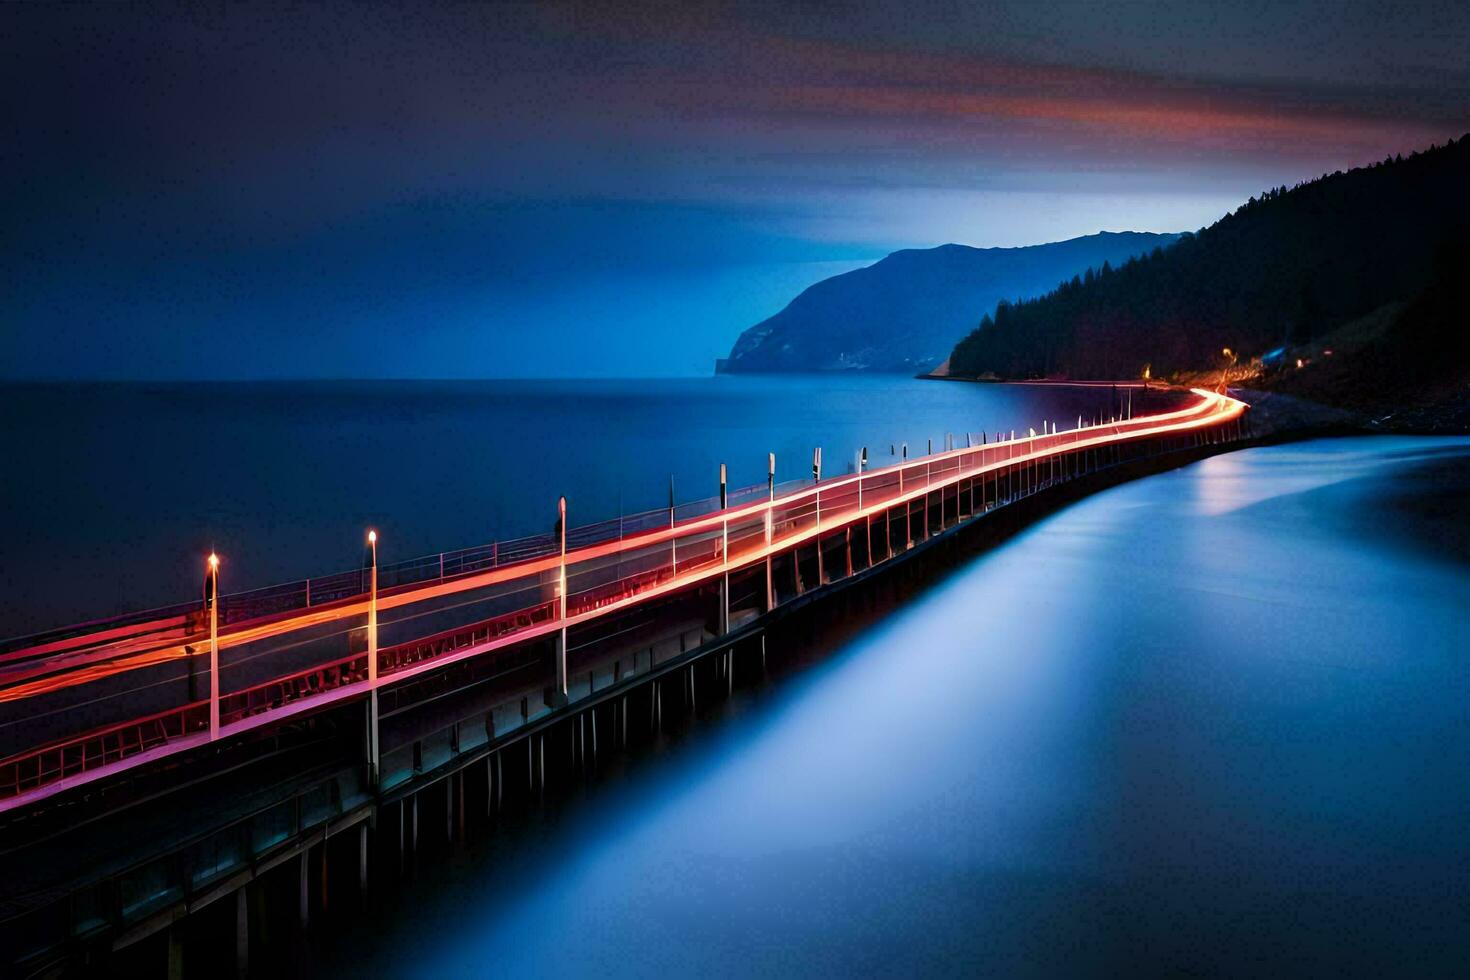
[{"left": 0, "top": 389, "right": 1247, "bottom": 803}]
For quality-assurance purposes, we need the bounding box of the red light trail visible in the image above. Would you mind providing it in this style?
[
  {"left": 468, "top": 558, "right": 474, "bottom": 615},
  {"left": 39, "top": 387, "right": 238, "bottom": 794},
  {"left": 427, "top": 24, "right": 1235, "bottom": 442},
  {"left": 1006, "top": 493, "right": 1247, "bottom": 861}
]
[{"left": 0, "top": 388, "right": 1246, "bottom": 807}]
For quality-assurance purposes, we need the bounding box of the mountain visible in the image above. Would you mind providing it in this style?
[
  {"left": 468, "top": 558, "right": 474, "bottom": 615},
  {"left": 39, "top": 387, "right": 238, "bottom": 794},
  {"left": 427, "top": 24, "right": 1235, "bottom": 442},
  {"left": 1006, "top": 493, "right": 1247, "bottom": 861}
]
[
  {"left": 716, "top": 232, "right": 1180, "bottom": 374},
  {"left": 947, "top": 135, "right": 1470, "bottom": 386}
]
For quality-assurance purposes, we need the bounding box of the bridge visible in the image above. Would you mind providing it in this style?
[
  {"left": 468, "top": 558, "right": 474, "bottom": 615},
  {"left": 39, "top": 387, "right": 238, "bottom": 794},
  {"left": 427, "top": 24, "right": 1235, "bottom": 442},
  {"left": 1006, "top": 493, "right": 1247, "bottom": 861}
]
[{"left": 0, "top": 385, "right": 1246, "bottom": 976}]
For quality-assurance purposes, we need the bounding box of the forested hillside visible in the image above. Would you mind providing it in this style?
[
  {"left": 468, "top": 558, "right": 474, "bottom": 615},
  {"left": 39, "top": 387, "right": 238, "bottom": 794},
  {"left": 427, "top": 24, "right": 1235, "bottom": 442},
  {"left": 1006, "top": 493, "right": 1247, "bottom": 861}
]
[{"left": 948, "top": 137, "right": 1470, "bottom": 381}]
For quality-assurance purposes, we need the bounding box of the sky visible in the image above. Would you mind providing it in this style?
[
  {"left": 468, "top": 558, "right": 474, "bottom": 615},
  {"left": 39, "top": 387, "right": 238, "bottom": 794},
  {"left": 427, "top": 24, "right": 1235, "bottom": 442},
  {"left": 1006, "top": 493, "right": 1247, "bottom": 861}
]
[{"left": 4, "top": 0, "right": 1469, "bottom": 379}]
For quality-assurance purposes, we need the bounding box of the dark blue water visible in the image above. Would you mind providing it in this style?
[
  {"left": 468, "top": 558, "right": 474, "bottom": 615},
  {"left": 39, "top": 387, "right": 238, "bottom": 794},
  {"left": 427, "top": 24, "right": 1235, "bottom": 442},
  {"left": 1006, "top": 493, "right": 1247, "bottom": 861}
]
[
  {"left": 0, "top": 377, "right": 1121, "bottom": 638},
  {"left": 7, "top": 382, "right": 1469, "bottom": 975},
  {"left": 308, "top": 435, "right": 1470, "bottom": 978}
]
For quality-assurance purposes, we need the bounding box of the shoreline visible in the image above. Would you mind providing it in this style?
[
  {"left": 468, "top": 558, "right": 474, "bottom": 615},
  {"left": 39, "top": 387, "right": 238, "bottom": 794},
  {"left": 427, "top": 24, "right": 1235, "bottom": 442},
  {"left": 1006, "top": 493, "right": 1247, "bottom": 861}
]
[{"left": 920, "top": 371, "right": 1470, "bottom": 438}]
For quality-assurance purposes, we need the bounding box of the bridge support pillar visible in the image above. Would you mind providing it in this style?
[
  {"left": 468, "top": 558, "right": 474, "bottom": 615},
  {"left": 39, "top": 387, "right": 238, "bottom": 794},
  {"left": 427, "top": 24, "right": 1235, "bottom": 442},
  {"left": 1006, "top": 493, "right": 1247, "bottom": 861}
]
[
  {"left": 552, "top": 629, "right": 569, "bottom": 707},
  {"left": 320, "top": 837, "right": 330, "bottom": 913},
  {"left": 366, "top": 692, "right": 380, "bottom": 787},
  {"left": 298, "top": 849, "right": 310, "bottom": 930},
  {"left": 358, "top": 823, "right": 369, "bottom": 894},
  {"left": 166, "top": 925, "right": 184, "bottom": 980},
  {"left": 719, "top": 573, "right": 730, "bottom": 635},
  {"left": 455, "top": 771, "right": 465, "bottom": 839},
  {"left": 235, "top": 886, "right": 249, "bottom": 980}
]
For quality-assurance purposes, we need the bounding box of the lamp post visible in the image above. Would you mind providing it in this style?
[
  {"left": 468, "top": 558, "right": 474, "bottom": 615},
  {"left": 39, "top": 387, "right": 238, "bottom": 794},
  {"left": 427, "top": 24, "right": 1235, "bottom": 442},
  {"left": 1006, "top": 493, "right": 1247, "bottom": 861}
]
[
  {"left": 556, "top": 497, "right": 568, "bottom": 704},
  {"left": 668, "top": 476, "right": 676, "bottom": 578},
  {"left": 1029, "top": 427, "right": 1036, "bottom": 495},
  {"left": 367, "top": 531, "right": 378, "bottom": 686},
  {"left": 207, "top": 553, "right": 220, "bottom": 740},
  {"left": 719, "top": 464, "right": 729, "bottom": 634},
  {"left": 899, "top": 443, "right": 911, "bottom": 549},
  {"left": 366, "top": 530, "right": 380, "bottom": 784},
  {"left": 812, "top": 448, "right": 824, "bottom": 584},
  {"left": 765, "top": 453, "right": 775, "bottom": 612}
]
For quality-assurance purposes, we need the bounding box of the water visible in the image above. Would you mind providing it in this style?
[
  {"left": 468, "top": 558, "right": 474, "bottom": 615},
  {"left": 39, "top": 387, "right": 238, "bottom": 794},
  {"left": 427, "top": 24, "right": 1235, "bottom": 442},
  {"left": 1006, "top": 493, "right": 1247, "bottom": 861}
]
[
  {"left": 7, "top": 382, "right": 1468, "bottom": 974},
  {"left": 307, "top": 435, "right": 1470, "bottom": 978},
  {"left": 0, "top": 376, "right": 1122, "bottom": 638}
]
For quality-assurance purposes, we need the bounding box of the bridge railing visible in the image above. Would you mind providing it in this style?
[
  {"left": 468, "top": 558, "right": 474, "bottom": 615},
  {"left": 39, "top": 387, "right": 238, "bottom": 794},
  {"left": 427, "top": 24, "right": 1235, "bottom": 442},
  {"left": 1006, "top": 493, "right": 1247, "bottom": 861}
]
[
  {"left": 5, "top": 400, "right": 1216, "bottom": 695},
  {"left": 0, "top": 389, "right": 1243, "bottom": 804},
  {"left": 0, "top": 701, "right": 212, "bottom": 799}
]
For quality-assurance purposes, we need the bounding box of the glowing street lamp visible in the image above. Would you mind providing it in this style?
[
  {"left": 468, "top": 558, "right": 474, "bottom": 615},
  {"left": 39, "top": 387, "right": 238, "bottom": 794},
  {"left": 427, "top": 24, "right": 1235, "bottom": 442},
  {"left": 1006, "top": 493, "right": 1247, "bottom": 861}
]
[
  {"left": 719, "top": 464, "right": 730, "bottom": 633},
  {"left": 366, "top": 529, "right": 380, "bottom": 784},
  {"left": 555, "top": 497, "right": 568, "bottom": 704},
  {"left": 366, "top": 530, "right": 378, "bottom": 687},
  {"left": 206, "top": 552, "right": 220, "bottom": 740},
  {"left": 764, "top": 452, "right": 775, "bottom": 612}
]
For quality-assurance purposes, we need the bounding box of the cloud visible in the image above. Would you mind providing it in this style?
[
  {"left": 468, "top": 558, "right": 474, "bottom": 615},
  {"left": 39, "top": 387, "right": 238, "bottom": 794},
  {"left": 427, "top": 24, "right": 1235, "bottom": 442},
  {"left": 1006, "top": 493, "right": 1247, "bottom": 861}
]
[{"left": 4, "top": 1, "right": 1469, "bottom": 378}]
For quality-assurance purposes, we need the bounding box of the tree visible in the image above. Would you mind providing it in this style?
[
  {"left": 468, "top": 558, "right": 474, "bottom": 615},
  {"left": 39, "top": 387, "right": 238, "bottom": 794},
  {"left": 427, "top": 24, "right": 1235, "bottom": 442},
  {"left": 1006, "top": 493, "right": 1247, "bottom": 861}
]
[{"left": 946, "top": 135, "right": 1470, "bottom": 379}]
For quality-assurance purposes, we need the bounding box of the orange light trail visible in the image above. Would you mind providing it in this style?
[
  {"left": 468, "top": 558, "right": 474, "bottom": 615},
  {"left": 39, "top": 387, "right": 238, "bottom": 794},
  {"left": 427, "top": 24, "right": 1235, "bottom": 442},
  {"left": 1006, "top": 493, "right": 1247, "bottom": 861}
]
[
  {"left": 0, "top": 389, "right": 1243, "bottom": 707},
  {"left": 0, "top": 388, "right": 1246, "bottom": 806}
]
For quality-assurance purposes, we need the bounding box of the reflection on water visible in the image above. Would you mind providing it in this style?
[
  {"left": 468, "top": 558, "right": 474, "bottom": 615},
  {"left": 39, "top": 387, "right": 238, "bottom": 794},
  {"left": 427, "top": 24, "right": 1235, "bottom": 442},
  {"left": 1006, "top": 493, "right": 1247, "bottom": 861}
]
[{"left": 317, "top": 436, "right": 1470, "bottom": 977}]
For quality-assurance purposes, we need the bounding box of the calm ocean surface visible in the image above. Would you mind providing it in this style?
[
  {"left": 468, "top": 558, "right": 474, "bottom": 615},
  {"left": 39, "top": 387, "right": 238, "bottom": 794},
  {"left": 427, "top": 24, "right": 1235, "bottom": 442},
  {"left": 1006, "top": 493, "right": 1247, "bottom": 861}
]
[
  {"left": 305, "top": 432, "right": 1466, "bottom": 979},
  {"left": 6, "top": 380, "right": 1469, "bottom": 975}
]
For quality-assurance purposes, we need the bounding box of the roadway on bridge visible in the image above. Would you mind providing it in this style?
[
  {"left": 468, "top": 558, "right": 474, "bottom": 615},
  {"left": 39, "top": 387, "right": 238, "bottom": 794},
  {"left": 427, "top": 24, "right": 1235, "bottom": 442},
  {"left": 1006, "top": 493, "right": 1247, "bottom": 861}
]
[{"left": 0, "top": 387, "right": 1246, "bottom": 804}]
